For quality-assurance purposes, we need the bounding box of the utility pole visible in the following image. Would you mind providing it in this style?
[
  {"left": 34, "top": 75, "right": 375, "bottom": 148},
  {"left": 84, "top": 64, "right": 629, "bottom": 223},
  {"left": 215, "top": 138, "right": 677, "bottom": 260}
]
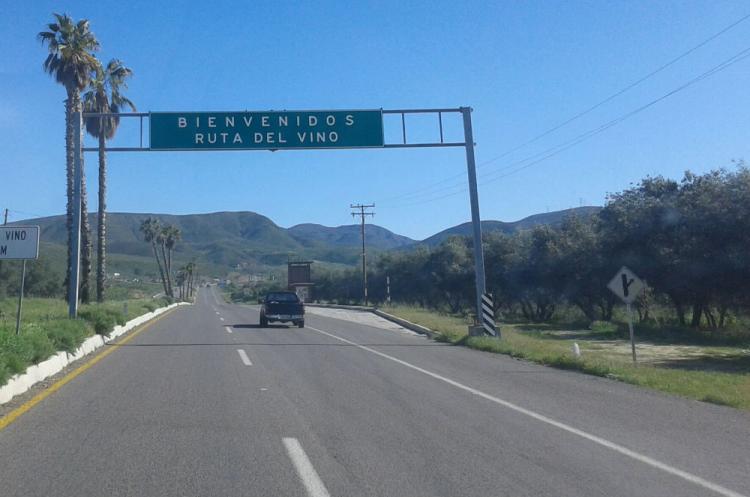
[
  {"left": 0, "top": 209, "right": 6, "bottom": 276},
  {"left": 351, "top": 203, "right": 375, "bottom": 306}
]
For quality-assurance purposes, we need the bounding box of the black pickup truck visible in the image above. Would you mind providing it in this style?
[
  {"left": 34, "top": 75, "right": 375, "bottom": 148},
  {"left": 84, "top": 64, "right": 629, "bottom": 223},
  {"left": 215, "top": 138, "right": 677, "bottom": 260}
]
[{"left": 259, "top": 291, "right": 305, "bottom": 328}]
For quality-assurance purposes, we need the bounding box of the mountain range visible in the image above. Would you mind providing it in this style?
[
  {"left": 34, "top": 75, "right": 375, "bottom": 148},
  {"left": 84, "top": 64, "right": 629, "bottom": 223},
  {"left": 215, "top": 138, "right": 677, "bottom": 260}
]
[{"left": 14, "top": 207, "right": 600, "bottom": 273}]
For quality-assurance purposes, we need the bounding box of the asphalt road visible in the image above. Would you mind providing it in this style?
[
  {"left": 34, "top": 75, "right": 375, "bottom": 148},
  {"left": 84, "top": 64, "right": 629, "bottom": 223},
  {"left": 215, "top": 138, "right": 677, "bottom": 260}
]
[{"left": 1, "top": 286, "right": 748, "bottom": 497}]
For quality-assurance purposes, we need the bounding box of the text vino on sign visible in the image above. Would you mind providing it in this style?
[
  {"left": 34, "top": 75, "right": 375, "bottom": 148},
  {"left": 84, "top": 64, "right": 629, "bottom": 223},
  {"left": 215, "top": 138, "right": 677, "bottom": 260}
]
[{"left": 0, "top": 226, "right": 40, "bottom": 260}]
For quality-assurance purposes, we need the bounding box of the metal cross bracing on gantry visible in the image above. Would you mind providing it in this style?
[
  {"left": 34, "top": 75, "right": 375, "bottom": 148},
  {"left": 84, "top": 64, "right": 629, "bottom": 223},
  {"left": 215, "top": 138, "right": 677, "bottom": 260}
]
[{"left": 70, "top": 107, "right": 497, "bottom": 337}]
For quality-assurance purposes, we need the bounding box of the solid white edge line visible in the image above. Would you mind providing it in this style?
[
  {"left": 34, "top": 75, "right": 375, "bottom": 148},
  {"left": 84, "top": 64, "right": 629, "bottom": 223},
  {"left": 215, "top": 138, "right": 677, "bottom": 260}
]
[
  {"left": 225, "top": 326, "right": 233, "bottom": 334},
  {"left": 237, "top": 349, "right": 252, "bottom": 366},
  {"left": 305, "top": 325, "right": 746, "bottom": 497},
  {"left": 283, "top": 437, "right": 332, "bottom": 497}
]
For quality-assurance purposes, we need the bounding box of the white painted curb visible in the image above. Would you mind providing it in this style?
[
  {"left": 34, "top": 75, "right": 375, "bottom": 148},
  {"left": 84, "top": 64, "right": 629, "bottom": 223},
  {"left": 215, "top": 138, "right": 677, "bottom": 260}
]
[{"left": 0, "top": 302, "right": 190, "bottom": 405}]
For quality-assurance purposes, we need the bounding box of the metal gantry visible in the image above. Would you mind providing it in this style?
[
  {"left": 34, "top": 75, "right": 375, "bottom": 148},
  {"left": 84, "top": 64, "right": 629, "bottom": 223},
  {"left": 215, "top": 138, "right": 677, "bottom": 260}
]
[{"left": 71, "top": 107, "right": 493, "bottom": 336}]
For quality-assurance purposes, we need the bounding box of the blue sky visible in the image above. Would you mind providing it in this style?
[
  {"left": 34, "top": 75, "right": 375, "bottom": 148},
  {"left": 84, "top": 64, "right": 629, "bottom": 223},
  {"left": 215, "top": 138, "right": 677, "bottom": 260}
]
[{"left": 2, "top": 1, "right": 749, "bottom": 239}]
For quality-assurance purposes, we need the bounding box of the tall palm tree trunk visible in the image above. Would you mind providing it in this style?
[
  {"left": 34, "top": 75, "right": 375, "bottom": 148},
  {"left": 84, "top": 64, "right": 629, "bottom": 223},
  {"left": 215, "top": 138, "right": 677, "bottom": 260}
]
[
  {"left": 80, "top": 144, "right": 92, "bottom": 303},
  {"left": 64, "top": 94, "right": 74, "bottom": 300},
  {"left": 167, "top": 248, "right": 172, "bottom": 280},
  {"left": 160, "top": 244, "right": 173, "bottom": 297},
  {"left": 96, "top": 129, "right": 107, "bottom": 302},
  {"left": 151, "top": 243, "right": 169, "bottom": 296},
  {"left": 66, "top": 91, "right": 91, "bottom": 304}
]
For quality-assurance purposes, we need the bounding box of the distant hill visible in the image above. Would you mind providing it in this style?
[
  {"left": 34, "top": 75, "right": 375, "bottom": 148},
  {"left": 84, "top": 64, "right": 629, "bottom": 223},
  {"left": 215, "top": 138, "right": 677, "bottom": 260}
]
[
  {"left": 288, "top": 223, "right": 414, "bottom": 250},
  {"left": 13, "top": 207, "right": 601, "bottom": 273},
  {"left": 14, "top": 211, "right": 417, "bottom": 270},
  {"left": 419, "top": 206, "right": 601, "bottom": 247}
]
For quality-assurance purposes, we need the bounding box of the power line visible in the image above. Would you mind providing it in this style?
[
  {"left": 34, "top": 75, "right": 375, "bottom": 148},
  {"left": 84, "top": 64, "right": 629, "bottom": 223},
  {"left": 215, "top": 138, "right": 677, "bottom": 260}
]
[
  {"left": 8, "top": 209, "right": 57, "bottom": 219},
  {"left": 476, "top": 12, "right": 750, "bottom": 168},
  {"left": 381, "top": 44, "right": 750, "bottom": 208},
  {"left": 378, "top": 12, "right": 750, "bottom": 205},
  {"left": 350, "top": 203, "right": 375, "bottom": 306}
]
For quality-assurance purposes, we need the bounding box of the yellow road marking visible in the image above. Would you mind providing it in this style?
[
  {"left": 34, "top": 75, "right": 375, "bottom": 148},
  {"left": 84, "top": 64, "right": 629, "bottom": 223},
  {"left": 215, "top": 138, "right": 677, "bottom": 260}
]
[{"left": 0, "top": 307, "right": 180, "bottom": 432}]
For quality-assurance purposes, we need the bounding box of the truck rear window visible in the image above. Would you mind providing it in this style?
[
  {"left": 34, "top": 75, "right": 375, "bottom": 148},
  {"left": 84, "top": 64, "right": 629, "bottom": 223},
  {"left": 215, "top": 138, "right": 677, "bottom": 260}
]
[{"left": 266, "top": 293, "right": 299, "bottom": 302}]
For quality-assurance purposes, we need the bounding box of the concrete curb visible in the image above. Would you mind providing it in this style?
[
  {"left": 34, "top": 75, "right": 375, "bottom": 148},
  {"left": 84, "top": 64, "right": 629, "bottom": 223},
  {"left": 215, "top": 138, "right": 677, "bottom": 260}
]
[
  {"left": 306, "top": 303, "right": 375, "bottom": 311},
  {"left": 371, "top": 309, "right": 439, "bottom": 339},
  {"left": 306, "top": 303, "right": 439, "bottom": 339},
  {"left": 0, "top": 302, "right": 190, "bottom": 405}
]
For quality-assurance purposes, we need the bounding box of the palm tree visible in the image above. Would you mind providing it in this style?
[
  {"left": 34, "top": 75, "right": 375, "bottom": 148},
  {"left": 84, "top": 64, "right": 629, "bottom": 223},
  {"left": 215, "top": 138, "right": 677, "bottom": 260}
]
[
  {"left": 186, "top": 262, "right": 196, "bottom": 298},
  {"left": 38, "top": 14, "right": 99, "bottom": 303},
  {"left": 83, "top": 59, "right": 135, "bottom": 303},
  {"left": 140, "top": 218, "right": 169, "bottom": 297},
  {"left": 175, "top": 269, "right": 186, "bottom": 301},
  {"left": 158, "top": 226, "right": 176, "bottom": 298},
  {"left": 163, "top": 226, "right": 181, "bottom": 280}
]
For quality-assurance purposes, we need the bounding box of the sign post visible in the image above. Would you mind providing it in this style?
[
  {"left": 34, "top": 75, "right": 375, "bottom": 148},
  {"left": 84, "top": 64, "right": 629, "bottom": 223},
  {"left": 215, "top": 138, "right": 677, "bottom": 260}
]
[
  {"left": 69, "top": 110, "right": 83, "bottom": 318},
  {"left": 461, "top": 107, "right": 489, "bottom": 334},
  {"left": 0, "top": 226, "right": 40, "bottom": 335},
  {"left": 16, "top": 261, "right": 26, "bottom": 335},
  {"left": 607, "top": 266, "right": 645, "bottom": 363}
]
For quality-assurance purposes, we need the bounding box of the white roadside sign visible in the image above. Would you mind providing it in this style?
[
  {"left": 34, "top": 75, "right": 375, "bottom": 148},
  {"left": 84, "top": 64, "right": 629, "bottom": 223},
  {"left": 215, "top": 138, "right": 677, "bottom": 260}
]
[
  {"left": 607, "top": 266, "right": 645, "bottom": 363},
  {"left": 607, "top": 266, "right": 645, "bottom": 304},
  {"left": 0, "top": 226, "right": 40, "bottom": 260}
]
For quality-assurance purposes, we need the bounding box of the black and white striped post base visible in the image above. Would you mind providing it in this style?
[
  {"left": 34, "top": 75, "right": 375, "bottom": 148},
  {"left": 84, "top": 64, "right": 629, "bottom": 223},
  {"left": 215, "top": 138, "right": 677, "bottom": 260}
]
[{"left": 481, "top": 292, "right": 498, "bottom": 337}]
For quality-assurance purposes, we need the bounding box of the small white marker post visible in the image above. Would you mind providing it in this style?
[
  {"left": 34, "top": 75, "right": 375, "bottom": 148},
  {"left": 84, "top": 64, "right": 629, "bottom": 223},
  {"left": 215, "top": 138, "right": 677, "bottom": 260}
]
[{"left": 607, "top": 266, "right": 645, "bottom": 364}]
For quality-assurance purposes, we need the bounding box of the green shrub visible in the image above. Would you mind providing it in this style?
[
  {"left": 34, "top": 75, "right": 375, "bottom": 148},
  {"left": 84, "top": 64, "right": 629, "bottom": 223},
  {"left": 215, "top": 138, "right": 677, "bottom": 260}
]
[
  {"left": 46, "top": 319, "right": 90, "bottom": 353},
  {"left": 590, "top": 320, "right": 618, "bottom": 333},
  {"left": 25, "top": 329, "right": 56, "bottom": 363},
  {"left": 0, "top": 326, "right": 57, "bottom": 385},
  {"left": 78, "top": 307, "right": 125, "bottom": 336},
  {"left": 142, "top": 302, "right": 157, "bottom": 313}
]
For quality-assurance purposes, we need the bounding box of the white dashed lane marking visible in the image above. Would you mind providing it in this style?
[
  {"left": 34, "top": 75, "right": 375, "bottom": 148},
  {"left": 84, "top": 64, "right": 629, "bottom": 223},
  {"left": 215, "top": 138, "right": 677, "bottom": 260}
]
[
  {"left": 283, "top": 437, "right": 331, "bottom": 497},
  {"left": 237, "top": 349, "right": 252, "bottom": 366}
]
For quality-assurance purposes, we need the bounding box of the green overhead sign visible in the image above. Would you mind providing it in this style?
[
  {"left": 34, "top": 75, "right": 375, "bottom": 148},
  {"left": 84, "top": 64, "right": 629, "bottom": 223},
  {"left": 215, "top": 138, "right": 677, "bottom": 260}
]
[{"left": 149, "top": 110, "right": 384, "bottom": 150}]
